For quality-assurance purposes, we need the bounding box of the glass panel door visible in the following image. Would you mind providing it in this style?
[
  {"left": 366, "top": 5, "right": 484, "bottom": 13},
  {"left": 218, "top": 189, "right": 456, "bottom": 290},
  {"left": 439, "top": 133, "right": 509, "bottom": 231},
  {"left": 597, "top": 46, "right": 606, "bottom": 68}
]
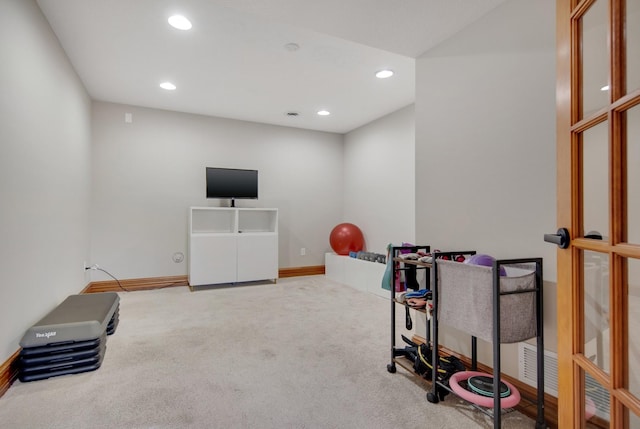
[
  {"left": 627, "top": 0, "right": 640, "bottom": 93},
  {"left": 557, "top": 0, "right": 640, "bottom": 426}
]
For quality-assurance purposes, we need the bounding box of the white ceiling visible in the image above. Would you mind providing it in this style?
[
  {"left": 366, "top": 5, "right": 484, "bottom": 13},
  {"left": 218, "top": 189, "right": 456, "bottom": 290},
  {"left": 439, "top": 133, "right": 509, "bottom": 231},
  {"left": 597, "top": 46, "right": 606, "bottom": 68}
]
[{"left": 36, "top": 0, "right": 507, "bottom": 134}]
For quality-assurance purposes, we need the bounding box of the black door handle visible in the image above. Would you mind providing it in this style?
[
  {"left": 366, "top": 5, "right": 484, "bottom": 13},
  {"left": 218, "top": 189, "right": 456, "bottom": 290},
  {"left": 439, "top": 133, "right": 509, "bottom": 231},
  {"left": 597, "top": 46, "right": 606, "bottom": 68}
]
[{"left": 544, "top": 228, "right": 570, "bottom": 249}]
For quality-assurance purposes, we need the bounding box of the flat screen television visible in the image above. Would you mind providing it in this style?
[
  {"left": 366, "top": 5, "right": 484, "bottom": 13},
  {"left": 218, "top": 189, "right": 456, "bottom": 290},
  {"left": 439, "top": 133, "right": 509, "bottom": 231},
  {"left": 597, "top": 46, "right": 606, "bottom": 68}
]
[{"left": 206, "top": 167, "right": 258, "bottom": 206}]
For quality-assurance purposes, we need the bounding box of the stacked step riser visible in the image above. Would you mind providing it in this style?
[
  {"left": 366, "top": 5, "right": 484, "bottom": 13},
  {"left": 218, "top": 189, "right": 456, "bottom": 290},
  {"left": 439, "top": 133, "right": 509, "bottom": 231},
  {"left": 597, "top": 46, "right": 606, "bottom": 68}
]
[{"left": 18, "top": 293, "right": 120, "bottom": 382}]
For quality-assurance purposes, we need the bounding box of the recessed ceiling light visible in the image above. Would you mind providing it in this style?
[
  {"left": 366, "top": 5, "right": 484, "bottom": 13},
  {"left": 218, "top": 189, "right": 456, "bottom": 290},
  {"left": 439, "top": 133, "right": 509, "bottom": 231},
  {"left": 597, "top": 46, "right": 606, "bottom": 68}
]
[
  {"left": 284, "top": 43, "right": 300, "bottom": 52},
  {"left": 600, "top": 85, "right": 610, "bottom": 91},
  {"left": 317, "top": 110, "right": 331, "bottom": 116},
  {"left": 168, "top": 15, "right": 192, "bottom": 30},
  {"left": 160, "top": 82, "right": 176, "bottom": 90},
  {"left": 286, "top": 112, "right": 299, "bottom": 116},
  {"left": 375, "top": 69, "right": 394, "bottom": 79}
]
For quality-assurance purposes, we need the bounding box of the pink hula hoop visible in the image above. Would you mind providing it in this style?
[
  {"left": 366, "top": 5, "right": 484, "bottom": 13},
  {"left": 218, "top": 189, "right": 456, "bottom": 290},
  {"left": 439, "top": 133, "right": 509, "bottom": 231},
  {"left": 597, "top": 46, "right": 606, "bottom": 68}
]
[{"left": 448, "top": 371, "right": 521, "bottom": 408}]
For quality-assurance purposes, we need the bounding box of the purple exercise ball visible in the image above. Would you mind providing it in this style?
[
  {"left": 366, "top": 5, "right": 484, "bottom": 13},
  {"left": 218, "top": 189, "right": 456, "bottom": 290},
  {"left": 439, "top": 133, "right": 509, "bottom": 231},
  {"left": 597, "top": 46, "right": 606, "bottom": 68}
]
[{"left": 464, "top": 254, "right": 507, "bottom": 276}]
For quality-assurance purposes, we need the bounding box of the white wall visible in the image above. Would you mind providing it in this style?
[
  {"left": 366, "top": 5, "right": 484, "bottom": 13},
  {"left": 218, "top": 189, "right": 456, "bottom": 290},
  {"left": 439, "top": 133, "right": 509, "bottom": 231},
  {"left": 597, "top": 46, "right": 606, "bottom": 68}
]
[
  {"left": 0, "top": 0, "right": 561, "bottom": 381},
  {"left": 90, "top": 102, "right": 344, "bottom": 280},
  {"left": 415, "top": 0, "right": 557, "bottom": 377},
  {"left": 343, "top": 105, "right": 415, "bottom": 254},
  {"left": 0, "top": 0, "right": 92, "bottom": 362}
]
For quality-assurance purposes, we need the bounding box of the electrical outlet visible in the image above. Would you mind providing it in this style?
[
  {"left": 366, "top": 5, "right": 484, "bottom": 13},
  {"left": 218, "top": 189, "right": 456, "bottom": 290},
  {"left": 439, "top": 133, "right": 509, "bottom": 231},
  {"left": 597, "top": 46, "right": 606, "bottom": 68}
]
[{"left": 300, "top": 248, "right": 306, "bottom": 256}]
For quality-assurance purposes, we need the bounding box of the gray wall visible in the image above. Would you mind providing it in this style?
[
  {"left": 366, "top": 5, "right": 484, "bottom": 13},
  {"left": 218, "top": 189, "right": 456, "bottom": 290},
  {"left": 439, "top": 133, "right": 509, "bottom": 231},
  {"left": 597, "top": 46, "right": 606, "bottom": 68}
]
[
  {"left": 415, "top": 0, "right": 557, "bottom": 376},
  {"left": 343, "top": 105, "right": 415, "bottom": 254},
  {"left": 90, "top": 102, "right": 344, "bottom": 280},
  {"left": 0, "top": 0, "right": 412, "bottom": 364},
  {"left": 0, "top": 0, "right": 92, "bottom": 362}
]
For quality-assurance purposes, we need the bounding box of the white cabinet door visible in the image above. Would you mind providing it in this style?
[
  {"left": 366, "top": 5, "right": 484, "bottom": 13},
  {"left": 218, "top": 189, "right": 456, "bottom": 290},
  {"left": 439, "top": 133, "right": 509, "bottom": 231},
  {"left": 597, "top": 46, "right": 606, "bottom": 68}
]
[
  {"left": 236, "top": 233, "right": 278, "bottom": 282},
  {"left": 189, "top": 234, "right": 237, "bottom": 285}
]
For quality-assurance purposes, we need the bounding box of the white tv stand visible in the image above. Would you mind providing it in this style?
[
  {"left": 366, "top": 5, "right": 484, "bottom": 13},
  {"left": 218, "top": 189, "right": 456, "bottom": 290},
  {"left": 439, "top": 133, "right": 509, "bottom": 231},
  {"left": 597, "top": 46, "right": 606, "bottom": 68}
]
[{"left": 188, "top": 207, "right": 278, "bottom": 287}]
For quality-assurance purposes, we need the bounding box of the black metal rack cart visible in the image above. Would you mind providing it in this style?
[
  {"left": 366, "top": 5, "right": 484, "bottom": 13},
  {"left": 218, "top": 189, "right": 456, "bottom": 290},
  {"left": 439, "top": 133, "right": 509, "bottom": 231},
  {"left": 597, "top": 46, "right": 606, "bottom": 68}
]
[
  {"left": 386, "top": 248, "right": 475, "bottom": 376},
  {"left": 386, "top": 245, "right": 431, "bottom": 375},
  {"left": 427, "top": 254, "right": 546, "bottom": 429}
]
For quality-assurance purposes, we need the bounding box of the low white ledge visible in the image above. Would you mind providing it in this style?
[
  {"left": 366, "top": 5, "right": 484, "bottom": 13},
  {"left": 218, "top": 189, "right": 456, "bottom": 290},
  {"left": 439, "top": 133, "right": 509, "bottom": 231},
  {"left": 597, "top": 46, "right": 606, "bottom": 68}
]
[{"left": 324, "top": 252, "right": 389, "bottom": 299}]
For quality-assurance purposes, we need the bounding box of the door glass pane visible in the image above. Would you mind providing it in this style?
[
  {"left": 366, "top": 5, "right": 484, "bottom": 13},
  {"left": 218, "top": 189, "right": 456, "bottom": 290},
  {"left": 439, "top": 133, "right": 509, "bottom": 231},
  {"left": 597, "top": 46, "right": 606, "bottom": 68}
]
[
  {"left": 582, "top": 0, "right": 609, "bottom": 118},
  {"left": 629, "top": 105, "right": 640, "bottom": 243},
  {"left": 631, "top": 410, "right": 640, "bottom": 428},
  {"left": 584, "top": 369, "right": 611, "bottom": 427},
  {"left": 584, "top": 250, "right": 610, "bottom": 374},
  {"left": 628, "top": 0, "right": 640, "bottom": 93},
  {"left": 629, "top": 258, "right": 640, "bottom": 399},
  {"left": 583, "top": 121, "right": 610, "bottom": 239}
]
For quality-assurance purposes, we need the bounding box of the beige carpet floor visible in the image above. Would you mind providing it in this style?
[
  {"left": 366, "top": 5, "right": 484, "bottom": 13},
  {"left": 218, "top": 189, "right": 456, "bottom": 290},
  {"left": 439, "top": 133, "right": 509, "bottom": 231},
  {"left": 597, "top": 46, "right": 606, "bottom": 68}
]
[{"left": 0, "top": 275, "right": 538, "bottom": 428}]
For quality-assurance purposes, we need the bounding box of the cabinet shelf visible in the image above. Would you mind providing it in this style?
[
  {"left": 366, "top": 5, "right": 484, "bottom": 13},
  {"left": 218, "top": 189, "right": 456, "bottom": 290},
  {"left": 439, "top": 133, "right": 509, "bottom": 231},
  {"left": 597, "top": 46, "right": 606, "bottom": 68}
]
[
  {"left": 191, "top": 232, "right": 236, "bottom": 237},
  {"left": 191, "top": 208, "right": 236, "bottom": 233},
  {"left": 238, "top": 208, "right": 277, "bottom": 233},
  {"left": 188, "top": 207, "right": 278, "bottom": 287}
]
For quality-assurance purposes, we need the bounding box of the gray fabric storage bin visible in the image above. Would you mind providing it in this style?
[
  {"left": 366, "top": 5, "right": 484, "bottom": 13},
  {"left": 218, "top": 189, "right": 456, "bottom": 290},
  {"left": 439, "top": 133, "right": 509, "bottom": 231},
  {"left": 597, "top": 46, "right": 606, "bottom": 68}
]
[{"left": 436, "top": 259, "right": 537, "bottom": 343}]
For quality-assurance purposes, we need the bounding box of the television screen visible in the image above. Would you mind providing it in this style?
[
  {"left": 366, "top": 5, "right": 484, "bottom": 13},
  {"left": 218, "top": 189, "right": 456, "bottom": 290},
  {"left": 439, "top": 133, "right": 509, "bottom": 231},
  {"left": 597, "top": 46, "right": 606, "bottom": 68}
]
[{"left": 206, "top": 167, "right": 258, "bottom": 200}]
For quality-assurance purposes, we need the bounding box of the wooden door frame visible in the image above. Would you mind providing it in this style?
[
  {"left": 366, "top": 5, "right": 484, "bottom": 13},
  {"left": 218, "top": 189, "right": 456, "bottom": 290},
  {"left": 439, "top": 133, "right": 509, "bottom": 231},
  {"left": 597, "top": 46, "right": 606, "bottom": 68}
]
[{"left": 556, "top": 0, "right": 577, "bottom": 427}]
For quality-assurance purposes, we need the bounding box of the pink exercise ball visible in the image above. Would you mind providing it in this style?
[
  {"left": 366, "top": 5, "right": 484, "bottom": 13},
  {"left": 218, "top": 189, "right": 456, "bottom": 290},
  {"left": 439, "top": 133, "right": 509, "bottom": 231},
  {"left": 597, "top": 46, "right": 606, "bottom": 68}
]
[{"left": 329, "top": 223, "right": 364, "bottom": 255}]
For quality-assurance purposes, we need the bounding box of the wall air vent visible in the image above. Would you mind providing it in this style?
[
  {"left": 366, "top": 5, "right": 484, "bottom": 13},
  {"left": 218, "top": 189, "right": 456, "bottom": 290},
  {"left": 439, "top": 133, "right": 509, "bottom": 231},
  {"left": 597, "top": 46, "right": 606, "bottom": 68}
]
[{"left": 519, "top": 343, "right": 610, "bottom": 421}]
